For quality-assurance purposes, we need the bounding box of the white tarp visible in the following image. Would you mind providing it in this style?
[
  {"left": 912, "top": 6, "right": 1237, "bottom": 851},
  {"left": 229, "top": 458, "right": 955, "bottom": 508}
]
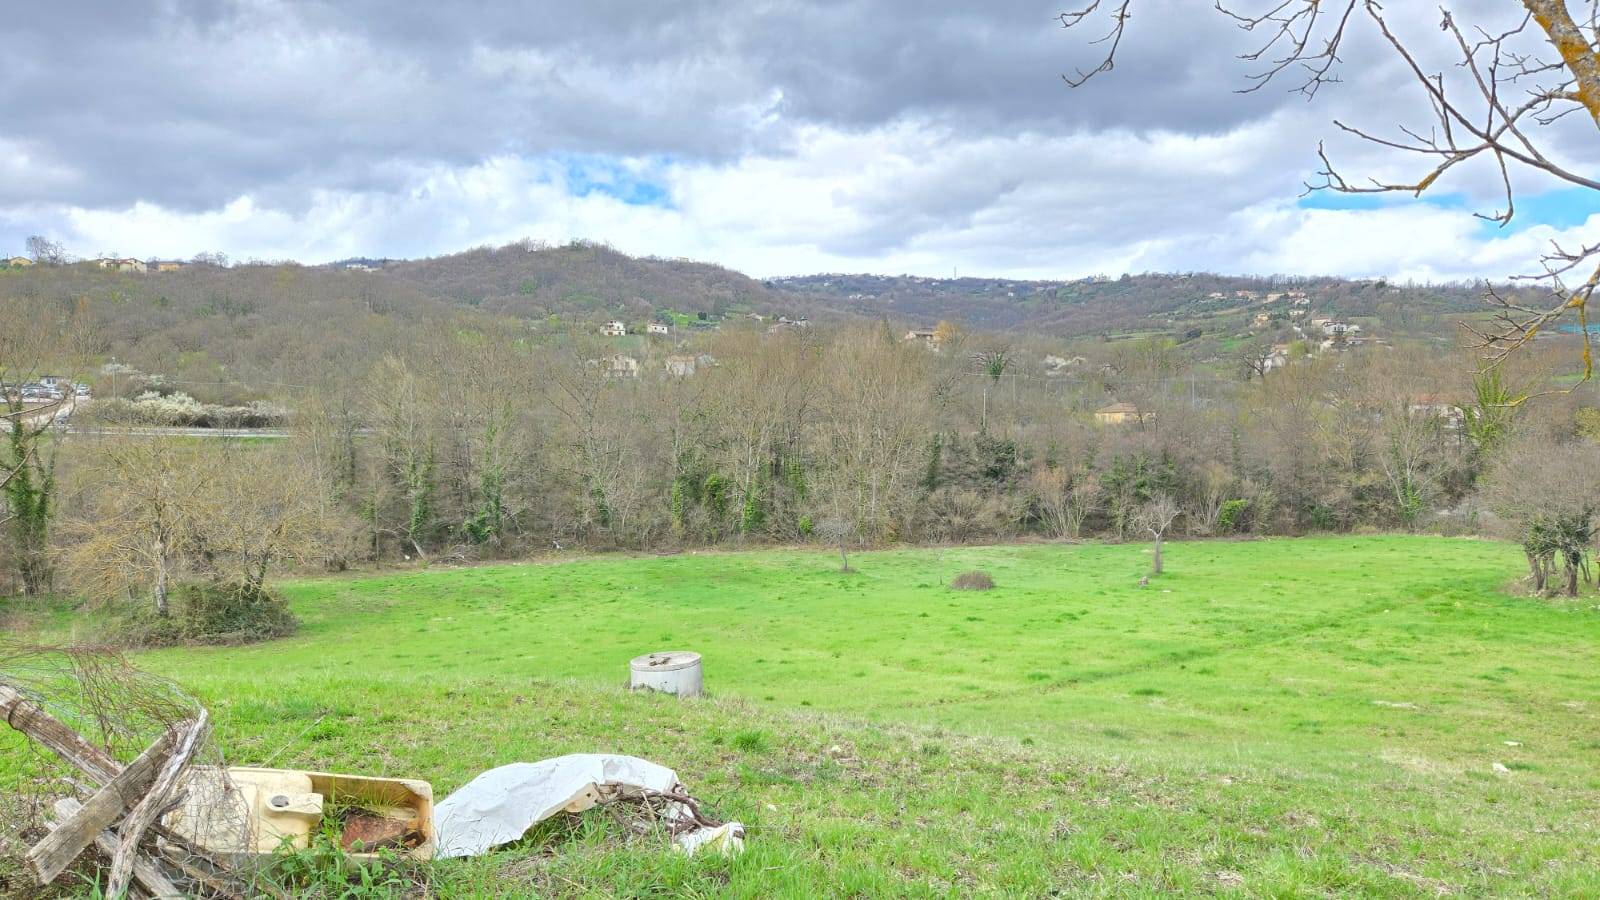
[{"left": 432, "top": 754, "right": 743, "bottom": 858}]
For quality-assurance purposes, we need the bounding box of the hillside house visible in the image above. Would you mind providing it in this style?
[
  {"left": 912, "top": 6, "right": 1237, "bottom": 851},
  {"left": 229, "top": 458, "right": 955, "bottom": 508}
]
[
  {"left": 94, "top": 257, "right": 147, "bottom": 273},
  {"left": 601, "top": 321, "right": 627, "bottom": 337},
  {"left": 1263, "top": 343, "right": 1292, "bottom": 372},
  {"left": 648, "top": 323, "right": 670, "bottom": 335},
  {"left": 665, "top": 354, "right": 698, "bottom": 377},
  {"left": 1408, "top": 393, "right": 1465, "bottom": 429},
  {"left": 1094, "top": 402, "right": 1144, "bottom": 425},
  {"left": 5, "top": 256, "right": 33, "bottom": 268},
  {"left": 152, "top": 260, "right": 186, "bottom": 272}
]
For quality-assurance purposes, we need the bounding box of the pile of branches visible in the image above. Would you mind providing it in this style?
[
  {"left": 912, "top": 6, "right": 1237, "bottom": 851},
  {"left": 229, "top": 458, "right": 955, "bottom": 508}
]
[{"left": 0, "top": 643, "right": 263, "bottom": 898}]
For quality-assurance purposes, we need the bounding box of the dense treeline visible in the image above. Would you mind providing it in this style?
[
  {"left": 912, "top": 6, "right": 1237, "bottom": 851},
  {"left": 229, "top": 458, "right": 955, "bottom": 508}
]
[{"left": 269, "top": 322, "right": 1590, "bottom": 560}]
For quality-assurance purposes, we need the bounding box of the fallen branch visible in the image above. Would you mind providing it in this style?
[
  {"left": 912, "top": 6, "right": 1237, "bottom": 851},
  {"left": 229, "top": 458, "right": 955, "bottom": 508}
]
[
  {"left": 0, "top": 683, "right": 121, "bottom": 784},
  {"left": 27, "top": 729, "right": 177, "bottom": 884},
  {"left": 106, "top": 711, "right": 210, "bottom": 898},
  {"left": 50, "top": 798, "right": 184, "bottom": 900}
]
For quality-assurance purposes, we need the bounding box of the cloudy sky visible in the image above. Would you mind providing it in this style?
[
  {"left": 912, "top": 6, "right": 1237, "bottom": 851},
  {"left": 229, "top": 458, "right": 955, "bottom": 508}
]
[{"left": 3, "top": 0, "right": 1599, "bottom": 280}]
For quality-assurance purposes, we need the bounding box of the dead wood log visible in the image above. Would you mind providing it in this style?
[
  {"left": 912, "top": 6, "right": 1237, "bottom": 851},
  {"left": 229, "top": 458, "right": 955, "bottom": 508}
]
[
  {"left": 0, "top": 683, "right": 120, "bottom": 784},
  {"left": 27, "top": 729, "right": 177, "bottom": 884},
  {"left": 50, "top": 798, "right": 184, "bottom": 900},
  {"left": 106, "top": 711, "right": 209, "bottom": 898}
]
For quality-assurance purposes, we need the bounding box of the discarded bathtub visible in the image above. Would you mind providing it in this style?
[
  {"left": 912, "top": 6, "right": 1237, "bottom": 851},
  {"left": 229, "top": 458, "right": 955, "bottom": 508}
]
[{"left": 164, "top": 767, "right": 435, "bottom": 861}]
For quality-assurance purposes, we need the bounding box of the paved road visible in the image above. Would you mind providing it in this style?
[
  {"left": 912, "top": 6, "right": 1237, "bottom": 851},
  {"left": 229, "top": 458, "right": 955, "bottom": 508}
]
[{"left": 64, "top": 425, "right": 289, "bottom": 439}]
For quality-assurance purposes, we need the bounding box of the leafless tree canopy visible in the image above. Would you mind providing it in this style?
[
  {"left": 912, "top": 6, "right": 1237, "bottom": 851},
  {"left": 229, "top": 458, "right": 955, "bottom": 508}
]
[{"left": 1061, "top": 0, "right": 1600, "bottom": 390}]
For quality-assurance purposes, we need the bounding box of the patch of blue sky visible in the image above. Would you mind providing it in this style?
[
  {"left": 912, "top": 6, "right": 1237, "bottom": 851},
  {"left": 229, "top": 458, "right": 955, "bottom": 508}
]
[
  {"left": 554, "top": 154, "right": 674, "bottom": 208},
  {"left": 1298, "top": 186, "right": 1600, "bottom": 234}
]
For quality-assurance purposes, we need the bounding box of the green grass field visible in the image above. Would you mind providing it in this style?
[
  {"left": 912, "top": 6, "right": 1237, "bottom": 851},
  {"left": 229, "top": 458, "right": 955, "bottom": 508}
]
[{"left": 9, "top": 536, "right": 1600, "bottom": 896}]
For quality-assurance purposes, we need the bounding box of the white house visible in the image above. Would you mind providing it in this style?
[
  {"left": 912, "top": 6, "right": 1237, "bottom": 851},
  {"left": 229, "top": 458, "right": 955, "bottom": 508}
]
[
  {"left": 601, "top": 321, "right": 627, "bottom": 337},
  {"left": 648, "top": 323, "right": 670, "bottom": 335}
]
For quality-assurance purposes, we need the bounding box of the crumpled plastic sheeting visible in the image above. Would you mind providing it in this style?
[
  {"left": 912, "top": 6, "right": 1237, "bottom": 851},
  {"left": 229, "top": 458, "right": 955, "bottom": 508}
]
[{"left": 432, "top": 754, "right": 744, "bottom": 858}]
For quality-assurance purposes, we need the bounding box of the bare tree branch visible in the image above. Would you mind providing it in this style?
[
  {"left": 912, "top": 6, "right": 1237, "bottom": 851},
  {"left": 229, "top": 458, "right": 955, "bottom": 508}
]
[{"left": 1059, "top": 0, "right": 1600, "bottom": 387}]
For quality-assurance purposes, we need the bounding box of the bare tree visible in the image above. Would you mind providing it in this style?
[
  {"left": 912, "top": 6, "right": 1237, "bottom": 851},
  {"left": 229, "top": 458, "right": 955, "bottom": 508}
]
[
  {"left": 63, "top": 441, "right": 206, "bottom": 616},
  {"left": 1029, "top": 463, "right": 1102, "bottom": 539},
  {"left": 814, "top": 515, "right": 856, "bottom": 572},
  {"left": 1060, "top": 1, "right": 1600, "bottom": 388},
  {"left": 24, "top": 235, "right": 66, "bottom": 265},
  {"left": 63, "top": 440, "right": 344, "bottom": 617},
  {"left": 1135, "top": 493, "right": 1181, "bottom": 575},
  {"left": 1239, "top": 338, "right": 1278, "bottom": 383}
]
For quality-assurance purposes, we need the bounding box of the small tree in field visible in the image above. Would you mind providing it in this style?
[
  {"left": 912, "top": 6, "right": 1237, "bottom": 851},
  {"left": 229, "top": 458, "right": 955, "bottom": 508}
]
[
  {"left": 64, "top": 440, "right": 345, "bottom": 625},
  {"left": 814, "top": 516, "right": 856, "bottom": 573},
  {"left": 1135, "top": 494, "right": 1181, "bottom": 576},
  {"left": 1483, "top": 436, "right": 1600, "bottom": 597}
]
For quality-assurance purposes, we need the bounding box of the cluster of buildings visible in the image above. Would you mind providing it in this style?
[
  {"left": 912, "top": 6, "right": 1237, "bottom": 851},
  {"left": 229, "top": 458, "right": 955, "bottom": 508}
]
[
  {"left": 1207, "top": 288, "right": 1312, "bottom": 304},
  {"left": 3, "top": 255, "right": 188, "bottom": 273}
]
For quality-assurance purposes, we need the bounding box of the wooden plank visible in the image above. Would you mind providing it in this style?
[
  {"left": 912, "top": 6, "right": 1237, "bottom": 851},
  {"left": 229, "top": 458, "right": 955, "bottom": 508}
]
[
  {"left": 50, "top": 798, "right": 184, "bottom": 900},
  {"left": 0, "top": 683, "right": 120, "bottom": 784},
  {"left": 27, "top": 729, "right": 176, "bottom": 884},
  {"left": 107, "top": 712, "right": 209, "bottom": 899}
]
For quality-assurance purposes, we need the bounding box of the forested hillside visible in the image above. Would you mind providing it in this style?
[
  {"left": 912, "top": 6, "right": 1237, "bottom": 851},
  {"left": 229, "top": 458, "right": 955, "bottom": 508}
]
[
  {"left": 387, "top": 240, "right": 782, "bottom": 322},
  {"left": 770, "top": 271, "right": 1512, "bottom": 337},
  {"left": 2, "top": 242, "right": 1544, "bottom": 402}
]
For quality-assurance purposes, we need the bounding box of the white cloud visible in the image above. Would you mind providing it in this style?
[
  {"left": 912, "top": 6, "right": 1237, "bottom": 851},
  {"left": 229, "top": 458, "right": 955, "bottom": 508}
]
[{"left": 28, "top": 113, "right": 1600, "bottom": 286}]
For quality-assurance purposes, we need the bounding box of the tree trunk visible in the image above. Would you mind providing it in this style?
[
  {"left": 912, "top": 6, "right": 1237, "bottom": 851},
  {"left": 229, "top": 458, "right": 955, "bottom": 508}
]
[
  {"left": 1528, "top": 549, "right": 1547, "bottom": 593},
  {"left": 1151, "top": 532, "right": 1164, "bottom": 575},
  {"left": 1566, "top": 559, "right": 1580, "bottom": 597},
  {"left": 153, "top": 554, "right": 170, "bottom": 618},
  {"left": 837, "top": 538, "right": 852, "bottom": 573}
]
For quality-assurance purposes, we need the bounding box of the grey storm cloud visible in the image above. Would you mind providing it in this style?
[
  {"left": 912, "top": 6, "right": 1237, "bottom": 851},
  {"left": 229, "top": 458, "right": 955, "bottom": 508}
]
[
  {"left": 2, "top": 0, "right": 1583, "bottom": 279},
  {"left": 2, "top": 0, "right": 1350, "bottom": 213}
]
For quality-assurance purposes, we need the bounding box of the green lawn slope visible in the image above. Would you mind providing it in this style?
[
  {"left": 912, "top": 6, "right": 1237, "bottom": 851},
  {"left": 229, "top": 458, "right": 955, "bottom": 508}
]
[{"left": 6, "top": 536, "right": 1600, "bottom": 896}]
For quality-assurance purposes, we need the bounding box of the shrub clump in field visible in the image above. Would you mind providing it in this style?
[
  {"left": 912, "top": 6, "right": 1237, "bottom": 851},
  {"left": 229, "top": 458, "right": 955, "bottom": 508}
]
[
  {"left": 950, "top": 570, "right": 995, "bottom": 591},
  {"left": 112, "top": 582, "right": 299, "bottom": 647}
]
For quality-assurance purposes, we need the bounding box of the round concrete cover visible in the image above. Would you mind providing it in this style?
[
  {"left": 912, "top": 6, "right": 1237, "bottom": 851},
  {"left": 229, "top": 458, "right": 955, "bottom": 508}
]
[{"left": 630, "top": 650, "right": 701, "bottom": 671}]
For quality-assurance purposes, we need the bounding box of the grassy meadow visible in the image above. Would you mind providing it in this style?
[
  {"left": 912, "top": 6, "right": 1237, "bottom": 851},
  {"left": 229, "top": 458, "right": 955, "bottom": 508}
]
[{"left": 8, "top": 535, "right": 1600, "bottom": 896}]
